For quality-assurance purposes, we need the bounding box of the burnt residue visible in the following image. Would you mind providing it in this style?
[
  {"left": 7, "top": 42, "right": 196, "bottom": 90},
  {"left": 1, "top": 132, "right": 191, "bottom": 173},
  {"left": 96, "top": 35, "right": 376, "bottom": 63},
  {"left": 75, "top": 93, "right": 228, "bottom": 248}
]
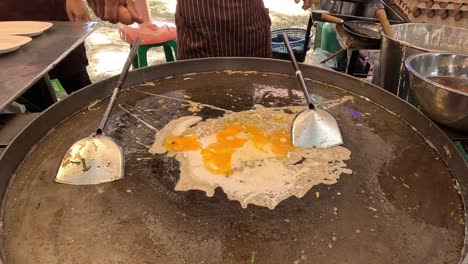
[{"left": 2, "top": 72, "right": 464, "bottom": 264}]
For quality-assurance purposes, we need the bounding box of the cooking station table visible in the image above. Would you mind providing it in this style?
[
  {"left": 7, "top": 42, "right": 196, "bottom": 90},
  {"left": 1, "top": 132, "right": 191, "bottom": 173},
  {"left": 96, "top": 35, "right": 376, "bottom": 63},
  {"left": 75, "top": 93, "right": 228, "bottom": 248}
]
[
  {"left": 0, "top": 21, "right": 99, "bottom": 155},
  {"left": 0, "top": 21, "right": 98, "bottom": 111}
]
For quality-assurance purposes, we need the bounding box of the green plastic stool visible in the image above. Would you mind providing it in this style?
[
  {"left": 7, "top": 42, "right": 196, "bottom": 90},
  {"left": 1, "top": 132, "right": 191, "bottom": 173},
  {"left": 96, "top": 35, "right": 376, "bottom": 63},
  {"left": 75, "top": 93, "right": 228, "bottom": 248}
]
[
  {"left": 50, "top": 79, "right": 68, "bottom": 100},
  {"left": 131, "top": 39, "right": 177, "bottom": 69}
]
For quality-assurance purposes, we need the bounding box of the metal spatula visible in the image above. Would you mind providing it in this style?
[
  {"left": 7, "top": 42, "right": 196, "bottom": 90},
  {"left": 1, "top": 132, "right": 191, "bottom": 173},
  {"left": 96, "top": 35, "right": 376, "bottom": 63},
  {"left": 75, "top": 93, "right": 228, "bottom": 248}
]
[
  {"left": 282, "top": 33, "right": 343, "bottom": 148},
  {"left": 345, "top": 22, "right": 381, "bottom": 39},
  {"left": 55, "top": 37, "right": 141, "bottom": 185}
]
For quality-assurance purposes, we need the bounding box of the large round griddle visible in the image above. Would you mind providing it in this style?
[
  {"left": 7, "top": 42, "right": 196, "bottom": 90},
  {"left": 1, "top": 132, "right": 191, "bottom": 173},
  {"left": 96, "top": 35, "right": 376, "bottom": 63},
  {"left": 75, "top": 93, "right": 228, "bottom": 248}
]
[{"left": 0, "top": 59, "right": 467, "bottom": 264}]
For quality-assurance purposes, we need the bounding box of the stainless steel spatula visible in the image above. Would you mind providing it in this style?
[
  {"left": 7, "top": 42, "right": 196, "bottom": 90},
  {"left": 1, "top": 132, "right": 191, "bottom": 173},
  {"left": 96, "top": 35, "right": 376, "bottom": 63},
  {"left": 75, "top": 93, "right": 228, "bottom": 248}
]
[
  {"left": 282, "top": 32, "right": 343, "bottom": 148},
  {"left": 55, "top": 37, "right": 141, "bottom": 185}
]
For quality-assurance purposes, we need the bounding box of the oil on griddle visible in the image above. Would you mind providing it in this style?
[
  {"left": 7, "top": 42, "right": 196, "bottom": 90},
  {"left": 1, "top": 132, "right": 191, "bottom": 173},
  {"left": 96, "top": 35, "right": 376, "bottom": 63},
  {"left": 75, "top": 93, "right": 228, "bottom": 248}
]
[{"left": 3, "top": 72, "right": 465, "bottom": 264}]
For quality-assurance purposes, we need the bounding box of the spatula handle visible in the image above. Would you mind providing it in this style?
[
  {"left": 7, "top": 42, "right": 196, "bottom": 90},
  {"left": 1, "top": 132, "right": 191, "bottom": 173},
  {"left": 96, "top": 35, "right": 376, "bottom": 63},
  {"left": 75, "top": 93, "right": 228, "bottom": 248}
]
[
  {"left": 97, "top": 37, "right": 141, "bottom": 134},
  {"left": 376, "top": 9, "right": 393, "bottom": 38},
  {"left": 321, "top": 13, "right": 344, "bottom": 24},
  {"left": 282, "top": 32, "right": 315, "bottom": 110}
]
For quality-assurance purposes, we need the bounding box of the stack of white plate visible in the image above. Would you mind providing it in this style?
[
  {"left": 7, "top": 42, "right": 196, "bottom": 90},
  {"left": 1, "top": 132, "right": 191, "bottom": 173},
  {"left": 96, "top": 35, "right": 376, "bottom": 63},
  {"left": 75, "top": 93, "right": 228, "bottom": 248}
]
[{"left": 0, "top": 21, "right": 53, "bottom": 54}]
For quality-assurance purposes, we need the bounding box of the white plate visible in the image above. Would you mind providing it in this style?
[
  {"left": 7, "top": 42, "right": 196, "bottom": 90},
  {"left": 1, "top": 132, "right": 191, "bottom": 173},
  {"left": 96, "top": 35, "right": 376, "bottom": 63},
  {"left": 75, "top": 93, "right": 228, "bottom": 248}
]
[
  {"left": 0, "top": 36, "right": 32, "bottom": 54},
  {"left": 0, "top": 21, "right": 53, "bottom": 37}
]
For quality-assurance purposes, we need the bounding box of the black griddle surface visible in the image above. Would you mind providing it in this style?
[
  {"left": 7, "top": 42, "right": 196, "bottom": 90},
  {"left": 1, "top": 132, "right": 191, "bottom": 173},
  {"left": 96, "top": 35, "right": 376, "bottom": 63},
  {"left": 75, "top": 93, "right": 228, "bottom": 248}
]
[{"left": 3, "top": 72, "right": 464, "bottom": 264}]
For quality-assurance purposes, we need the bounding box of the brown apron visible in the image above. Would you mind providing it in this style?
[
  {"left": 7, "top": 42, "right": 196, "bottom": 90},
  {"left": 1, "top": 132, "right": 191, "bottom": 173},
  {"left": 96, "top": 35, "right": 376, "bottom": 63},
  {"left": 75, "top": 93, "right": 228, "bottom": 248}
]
[
  {"left": 0, "top": 0, "right": 89, "bottom": 79},
  {"left": 175, "top": 0, "right": 272, "bottom": 60}
]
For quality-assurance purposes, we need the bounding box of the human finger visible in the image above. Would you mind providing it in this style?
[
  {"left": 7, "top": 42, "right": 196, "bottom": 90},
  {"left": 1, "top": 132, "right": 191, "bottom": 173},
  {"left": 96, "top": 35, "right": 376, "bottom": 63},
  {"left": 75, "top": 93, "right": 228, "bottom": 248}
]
[
  {"left": 117, "top": 5, "right": 134, "bottom": 25},
  {"left": 125, "top": 0, "right": 144, "bottom": 24},
  {"left": 302, "top": 0, "right": 313, "bottom": 10},
  {"left": 67, "top": 9, "right": 75, "bottom": 21},
  {"left": 86, "top": 0, "right": 98, "bottom": 17},
  {"left": 96, "top": 0, "right": 106, "bottom": 19},
  {"left": 104, "top": 0, "right": 119, "bottom": 23},
  {"left": 83, "top": 9, "right": 91, "bottom": 21}
]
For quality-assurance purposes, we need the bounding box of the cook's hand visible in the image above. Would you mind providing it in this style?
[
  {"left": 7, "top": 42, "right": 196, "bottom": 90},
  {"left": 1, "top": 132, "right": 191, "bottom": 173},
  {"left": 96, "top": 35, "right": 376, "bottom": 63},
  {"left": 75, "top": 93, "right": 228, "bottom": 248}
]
[
  {"left": 86, "top": 0, "right": 143, "bottom": 24},
  {"left": 294, "top": 0, "right": 314, "bottom": 10},
  {"left": 66, "top": 0, "right": 91, "bottom": 22}
]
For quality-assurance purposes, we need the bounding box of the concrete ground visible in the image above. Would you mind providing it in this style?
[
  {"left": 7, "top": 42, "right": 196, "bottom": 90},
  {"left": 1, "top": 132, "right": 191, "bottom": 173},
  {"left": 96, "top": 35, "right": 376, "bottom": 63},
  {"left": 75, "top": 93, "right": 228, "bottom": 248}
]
[{"left": 85, "top": 0, "right": 310, "bottom": 82}]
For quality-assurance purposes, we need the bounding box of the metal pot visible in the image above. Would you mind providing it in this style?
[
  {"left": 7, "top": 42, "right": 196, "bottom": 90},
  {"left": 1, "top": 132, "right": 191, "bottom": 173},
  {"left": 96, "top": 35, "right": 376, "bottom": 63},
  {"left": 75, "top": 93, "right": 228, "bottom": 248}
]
[
  {"left": 319, "top": 0, "right": 359, "bottom": 15},
  {"left": 375, "top": 23, "right": 468, "bottom": 100},
  {"left": 405, "top": 53, "right": 468, "bottom": 132},
  {"left": 317, "top": 0, "right": 406, "bottom": 22}
]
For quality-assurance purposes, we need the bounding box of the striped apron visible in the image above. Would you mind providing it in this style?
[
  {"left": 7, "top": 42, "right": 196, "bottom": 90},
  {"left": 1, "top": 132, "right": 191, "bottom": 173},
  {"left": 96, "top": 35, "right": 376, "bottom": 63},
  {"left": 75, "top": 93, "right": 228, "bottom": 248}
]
[{"left": 175, "top": 0, "right": 272, "bottom": 60}]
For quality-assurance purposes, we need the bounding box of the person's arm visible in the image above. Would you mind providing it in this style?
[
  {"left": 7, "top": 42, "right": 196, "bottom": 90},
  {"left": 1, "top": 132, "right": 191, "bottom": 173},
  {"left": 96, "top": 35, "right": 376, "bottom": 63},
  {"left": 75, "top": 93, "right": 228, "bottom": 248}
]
[
  {"left": 294, "top": 0, "right": 314, "bottom": 10},
  {"left": 66, "top": 0, "right": 91, "bottom": 21},
  {"left": 86, "top": 0, "right": 143, "bottom": 24}
]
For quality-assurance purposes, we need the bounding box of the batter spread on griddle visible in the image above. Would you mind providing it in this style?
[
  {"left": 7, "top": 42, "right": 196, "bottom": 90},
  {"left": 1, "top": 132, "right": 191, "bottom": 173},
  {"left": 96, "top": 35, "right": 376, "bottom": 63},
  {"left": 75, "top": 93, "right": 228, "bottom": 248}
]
[{"left": 149, "top": 107, "right": 352, "bottom": 209}]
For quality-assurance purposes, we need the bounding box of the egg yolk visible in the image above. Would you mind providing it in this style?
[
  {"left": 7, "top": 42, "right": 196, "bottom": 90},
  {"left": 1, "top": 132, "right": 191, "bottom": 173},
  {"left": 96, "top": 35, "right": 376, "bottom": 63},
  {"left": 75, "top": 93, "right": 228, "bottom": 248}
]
[
  {"left": 164, "top": 134, "right": 201, "bottom": 151},
  {"left": 164, "top": 124, "right": 295, "bottom": 176},
  {"left": 242, "top": 125, "right": 268, "bottom": 152},
  {"left": 216, "top": 124, "right": 248, "bottom": 148},
  {"left": 268, "top": 131, "right": 295, "bottom": 157},
  {"left": 201, "top": 143, "right": 234, "bottom": 176}
]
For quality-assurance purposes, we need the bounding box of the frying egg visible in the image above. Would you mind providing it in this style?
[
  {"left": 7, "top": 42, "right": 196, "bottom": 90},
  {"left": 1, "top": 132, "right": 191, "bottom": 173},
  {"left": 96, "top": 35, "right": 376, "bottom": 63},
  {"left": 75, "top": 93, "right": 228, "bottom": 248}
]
[
  {"left": 164, "top": 123, "right": 296, "bottom": 176},
  {"left": 201, "top": 143, "right": 235, "bottom": 176},
  {"left": 268, "top": 131, "right": 295, "bottom": 157},
  {"left": 151, "top": 107, "right": 352, "bottom": 209},
  {"left": 164, "top": 134, "right": 201, "bottom": 151},
  {"left": 216, "top": 124, "right": 248, "bottom": 148}
]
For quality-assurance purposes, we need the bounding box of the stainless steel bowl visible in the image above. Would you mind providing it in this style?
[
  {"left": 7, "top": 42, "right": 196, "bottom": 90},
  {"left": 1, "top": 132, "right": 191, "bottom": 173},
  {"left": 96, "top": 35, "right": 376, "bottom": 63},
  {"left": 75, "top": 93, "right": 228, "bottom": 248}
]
[
  {"left": 376, "top": 24, "right": 468, "bottom": 99},
  {"left": 405, "top": 53, "right": 468, "bottom": 132}
]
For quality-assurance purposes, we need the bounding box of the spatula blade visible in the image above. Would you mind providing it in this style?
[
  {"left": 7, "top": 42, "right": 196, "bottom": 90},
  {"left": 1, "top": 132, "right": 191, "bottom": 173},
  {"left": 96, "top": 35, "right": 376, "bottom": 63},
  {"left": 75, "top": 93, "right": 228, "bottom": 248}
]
[
  {"left": 55, "top": 135, "right": 124, "bottom": 185},
  {"left": 291, "top": 108, "right": 343, "bottom": 148}
]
